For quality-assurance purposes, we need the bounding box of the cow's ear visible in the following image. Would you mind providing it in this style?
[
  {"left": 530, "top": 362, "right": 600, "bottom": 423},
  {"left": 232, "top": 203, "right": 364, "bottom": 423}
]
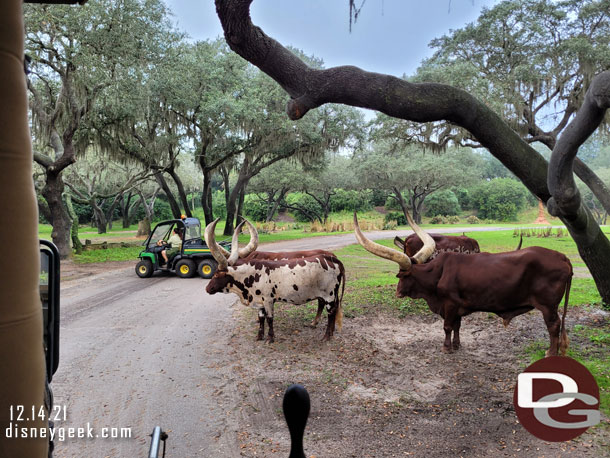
[{"left": 393, "top": 236, "right": 405, "bottom": 250}]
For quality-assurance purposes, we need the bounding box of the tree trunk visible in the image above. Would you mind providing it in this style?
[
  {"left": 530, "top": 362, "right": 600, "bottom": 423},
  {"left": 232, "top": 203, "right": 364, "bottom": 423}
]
[
  {"left": 38, "top": 200, "right": 52, "bottom": 224},
  {"left": 167, "top": 167, "right": 192, "bottom": 218},
  {"left": 547, "top": 72, "right": 610, "bottom": 305},
  {"left": 236, "top": 182, "right": 248, "bottom": 227},
  {"left": 121, "top": 192, "right": 135, "bottom": 228},
  {"left": 42, "top": 173, "right": 72, "bottom": 258},
  {"left": 224, "top": 174, "right": 247, "bottom": 235},
  {"left": 202, "top": 169, "right": 214, "bottom": 225},
  {"left": 104, "top": 193, "right": 122, "bottom": 231},
  {"left": 91, "top": 200, "right": 107, "bottom": 234},
  {"left": 266, "top": 189, "right": 287, "bottom": 222},
  {"left": 322, "top": 195, "right": 331, "bottom": 224},
  {"left": 573, "top": 158, "right": 610, "bottom": 215},
  {"left": 65, "top": 194, "right": 82, "bottom": 254},
  {"left": 137, "top": 218, "right": 151, "bottom": 237},
  {"left": 154, "top": 171, "right": 182, "bottom": 219}
]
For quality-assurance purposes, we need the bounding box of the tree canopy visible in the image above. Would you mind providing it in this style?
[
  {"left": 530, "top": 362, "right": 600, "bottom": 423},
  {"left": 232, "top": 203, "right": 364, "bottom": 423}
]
[{"left": 215, "top": 0, "right": 610, "bottom": 304}]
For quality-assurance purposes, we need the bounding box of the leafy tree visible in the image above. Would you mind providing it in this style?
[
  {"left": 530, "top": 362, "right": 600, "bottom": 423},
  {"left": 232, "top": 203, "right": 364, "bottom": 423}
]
[
  {"left": 247, "top": 160, "right": 304, "bottom": 221},
  {"left": 214, "top": 0, "right": 610, "bottom": 303},
  {"left": 285, "top": 193, "right": 324, "bottom": 223},
  {"left": 25, "top": 0, "right": 176, "bottom": 256},
  {"left": 354, "top": 146, "right": 479, "bottom": 223},
  {"left": 411, "top": 0, "right": 610, "bottom": 212},
  {"left": 290, "top": 155, "right": 359, "bottom": 224},
  {"left": 90, "top": 25, "right": 190, "bottom": 221},
  {"left": 330, "top": 189, "right": 373, "bottom": 213},
  {"left": 164, "top": 39, "right": 255, "bottom": 224},
  {"left": 64, "top": 154, "right": 150, "bottom": 233},
  {"left": 220, "top": 65, "right": 364, "bottom": 235}
]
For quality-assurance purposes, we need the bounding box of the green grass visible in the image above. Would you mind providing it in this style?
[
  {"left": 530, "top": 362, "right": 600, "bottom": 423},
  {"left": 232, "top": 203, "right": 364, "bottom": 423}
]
[
  {"left": 39, "top": 223, "right": 140, "bottom": 241},
  {"left": 522, "top": 323, "right": 610, "bottom": 418},
  {"left": 72, "top": 246, "right": 143, "bottom": 263},
  {"left": 336, "top": 233, "right": 603, "bottom": 308}
]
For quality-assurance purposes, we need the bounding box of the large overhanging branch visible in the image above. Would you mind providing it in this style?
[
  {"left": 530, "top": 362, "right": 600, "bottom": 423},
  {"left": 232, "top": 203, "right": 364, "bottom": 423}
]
[
  {"left": 548, "top": 71, "right": 610, "bottom": 230},
  {"left": 215, "top": 0, "right": 550, "bottom": 202}
]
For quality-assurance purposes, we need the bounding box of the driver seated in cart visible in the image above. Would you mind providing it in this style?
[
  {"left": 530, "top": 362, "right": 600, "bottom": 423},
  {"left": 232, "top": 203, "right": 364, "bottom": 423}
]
[{"left": 156, "top": 227, "right": 183, "bottom": 265}]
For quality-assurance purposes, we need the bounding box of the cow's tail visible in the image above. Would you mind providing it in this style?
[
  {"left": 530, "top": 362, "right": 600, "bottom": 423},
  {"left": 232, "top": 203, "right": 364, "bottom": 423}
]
[
  {"left": 336, "top": 261, "right": 346, "bottom": 332},
  {"left": 559, "top": 272, "right": 572, "bottom": 356}
]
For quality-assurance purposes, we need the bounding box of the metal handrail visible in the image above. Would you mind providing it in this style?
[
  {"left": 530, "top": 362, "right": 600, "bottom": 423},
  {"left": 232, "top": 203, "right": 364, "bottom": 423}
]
[{"left": 148, "top": 426, "right": 168, "bottom": 458}]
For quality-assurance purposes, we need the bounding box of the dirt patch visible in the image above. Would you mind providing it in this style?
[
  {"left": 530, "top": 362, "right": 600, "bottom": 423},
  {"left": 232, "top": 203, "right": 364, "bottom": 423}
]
[
  {"left": 228, "top": 305, "right": 609, "bottom": 457},
  {"left": 275, "top": 211, "right": 296, "bottom": 223},
  {"left": 375, "top": 206, "right": 388, "bottom": 215},
  {"left": 60, "top": 259, "right": 133, "bottom": 283}
]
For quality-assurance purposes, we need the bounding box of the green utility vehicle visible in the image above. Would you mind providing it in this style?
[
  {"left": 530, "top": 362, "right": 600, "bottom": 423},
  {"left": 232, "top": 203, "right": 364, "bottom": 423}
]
[{"left": 135, "top": 217, "right": 229, "bottom": 279}]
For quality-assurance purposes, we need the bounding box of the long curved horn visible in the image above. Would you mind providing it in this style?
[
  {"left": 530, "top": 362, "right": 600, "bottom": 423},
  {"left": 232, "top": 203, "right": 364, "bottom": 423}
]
[
  {"left": 404, "top": 211, "right": 436, "bottom": 264},
  {"left": 228, "top": 221, "right": 245, "bottom": 265},
  {"left": 204, "top": 218, "right": 228, "bottom": 270},
  {"left": 353, "top": 213, "right": 412, "bottom": 271},
  {"left": 238, "top": 218, "right": 259, "bottom": 258}
]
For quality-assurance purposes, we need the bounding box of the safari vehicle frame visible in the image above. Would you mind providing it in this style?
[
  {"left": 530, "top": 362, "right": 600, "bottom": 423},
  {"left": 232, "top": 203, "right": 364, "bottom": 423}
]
[{"left": 136, "top": 217, "right": 230, "bottom": 279}]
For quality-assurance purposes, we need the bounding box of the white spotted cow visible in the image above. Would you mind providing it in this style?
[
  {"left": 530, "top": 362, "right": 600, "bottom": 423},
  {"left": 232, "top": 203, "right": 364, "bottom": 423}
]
[{"left": 204, "top": 219, "right": 345, "bottom": 342}]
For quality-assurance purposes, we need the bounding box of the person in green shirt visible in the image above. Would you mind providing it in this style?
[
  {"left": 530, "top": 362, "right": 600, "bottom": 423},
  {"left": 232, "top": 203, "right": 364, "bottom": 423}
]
[{"left": 159, "top": 227, "right": 183, "bottom": 264}]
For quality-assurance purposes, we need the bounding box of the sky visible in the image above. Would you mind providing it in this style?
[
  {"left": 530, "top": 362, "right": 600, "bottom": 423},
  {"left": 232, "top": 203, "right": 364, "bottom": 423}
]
[{"left": 163, "top": 0, "right": 498, "bottom": 79}]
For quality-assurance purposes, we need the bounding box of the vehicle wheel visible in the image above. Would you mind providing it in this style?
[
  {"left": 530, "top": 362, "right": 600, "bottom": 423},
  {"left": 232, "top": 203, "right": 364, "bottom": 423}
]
[
  {"left": 136, "top": 259, "right": 153, "bottom": 278},
  {"left": 198, "top": 259, "right": 217, "bottom": 279},
  {"left": 175, "top": 259, "right": 196, "bottom": 278}
]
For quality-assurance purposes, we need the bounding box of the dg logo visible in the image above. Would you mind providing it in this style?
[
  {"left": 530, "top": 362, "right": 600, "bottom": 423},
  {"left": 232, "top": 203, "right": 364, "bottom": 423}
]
[{"left": 513, "top": 356, "right": 600, "bottom": 441}]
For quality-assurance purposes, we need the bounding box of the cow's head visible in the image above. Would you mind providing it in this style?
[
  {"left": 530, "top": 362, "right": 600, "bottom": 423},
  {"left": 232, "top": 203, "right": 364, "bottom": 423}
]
[
  {"left": 354, "top": 212, "right": 436, "bottom": 297},
  {"left": 204, "top": 218, "right": 259, "bottom": 294},
  {"left": 205, "top": 270, "right": 232, "bottom": 294}
]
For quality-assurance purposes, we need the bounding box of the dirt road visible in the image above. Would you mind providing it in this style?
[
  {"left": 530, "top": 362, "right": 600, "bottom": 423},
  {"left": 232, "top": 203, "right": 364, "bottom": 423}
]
[
  {"left": 53, "top": 271, "right": 243, "bottom": 457},
  {"left": 52, "top": 228, "right": 607, "bottom": 457}
]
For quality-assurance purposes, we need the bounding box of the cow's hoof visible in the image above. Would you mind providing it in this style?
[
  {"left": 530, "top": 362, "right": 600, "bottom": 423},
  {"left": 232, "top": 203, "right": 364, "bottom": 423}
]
[
  {"left": 265, "top": 336, "right": 275, "bottom": 344},
  {"left": 441, "top": 346, "right": 453, "bottom": 354},
  {"left": 256, "top": 334, "right": 264, "bottom": 341},
  {"left": 452, "top": 342, "right": 461, "bottom": 350}
]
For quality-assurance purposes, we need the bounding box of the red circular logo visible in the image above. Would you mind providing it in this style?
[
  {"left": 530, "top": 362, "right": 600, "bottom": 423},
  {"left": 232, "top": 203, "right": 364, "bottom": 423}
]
[{"left": 513, "top": 356, "right": 600, "bottom": 441}]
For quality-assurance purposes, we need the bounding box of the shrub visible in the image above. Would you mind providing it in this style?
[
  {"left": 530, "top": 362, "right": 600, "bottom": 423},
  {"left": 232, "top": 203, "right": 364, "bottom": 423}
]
[
  {"left": 330, "top": 189, "right": 373, "bottom": 213},
  {"left": 424, "top": 190, "right": 461, "bottom": 216},
  {"left": 384, "top": 211, "right": 407, "bottom": 226},
  {"left": 447, "top": 215, "right": 460, "bottom": 224},
  {"left": 470, "top": 178, "right": 528, "bottom": 221},
  {"left": 466, "top": 215, "right": 480, "bottom": 224},
  {"left": 243, "top": 194, "right": 268, "bottom": 222},
  {"left": 429, "top": 215, "right": 448, "bottom": 224},
  {"left": 383, "top": 220, "right": 398, "bottom": 230}
]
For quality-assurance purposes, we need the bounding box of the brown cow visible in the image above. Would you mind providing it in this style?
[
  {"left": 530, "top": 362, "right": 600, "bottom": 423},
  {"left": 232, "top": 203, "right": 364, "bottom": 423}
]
[
  {"left": 394, "top": 232, "right": 480, "bottom": 260},
  {"left": 354, "top": 213, "right": 572, "bottom": 356}
]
